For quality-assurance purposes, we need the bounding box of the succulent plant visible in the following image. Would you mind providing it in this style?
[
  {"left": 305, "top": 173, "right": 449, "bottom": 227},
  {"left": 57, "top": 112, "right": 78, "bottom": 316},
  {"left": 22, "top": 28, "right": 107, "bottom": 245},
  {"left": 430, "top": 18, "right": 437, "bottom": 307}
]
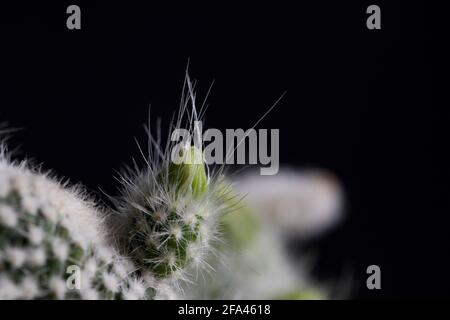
[
  {"left": 0, "top": 74, "right": 341, "bottom": 300},
  {"left": 0, "top": 149, "right": 153, "bottom": 299},
  {"left": 182, "top": 170, "right": 343, "bottom": 299},
  {"left": 0, "top": 74, "right": 233, "bottom": 299},
  {"left": 110, "top": 142, "right": 231, "bottom": 288}
]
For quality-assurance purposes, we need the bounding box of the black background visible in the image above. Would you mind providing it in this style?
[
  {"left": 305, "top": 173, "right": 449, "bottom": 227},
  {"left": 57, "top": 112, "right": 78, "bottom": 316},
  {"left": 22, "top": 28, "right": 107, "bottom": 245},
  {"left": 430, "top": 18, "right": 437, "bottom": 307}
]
[{"left": 0, "top": 1, "right": 444, "bottom": 298}]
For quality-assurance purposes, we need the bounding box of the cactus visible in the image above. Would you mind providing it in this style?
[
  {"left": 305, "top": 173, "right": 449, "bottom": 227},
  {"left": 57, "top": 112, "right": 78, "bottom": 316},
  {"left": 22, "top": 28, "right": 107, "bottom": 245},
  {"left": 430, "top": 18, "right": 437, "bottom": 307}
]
[
  {"left": 110, "top": 142, "right": 229, "bottom": 285},
  {"left": 109, "top": 90, "right": 233, "bottom": 290},
  {"left": 182, "top": 170, "right": 343, "bottom": 299},
  {"left": 0, "top": 134, "right": 215, "bottom": 299},
  {"left": 0, "top": 74, "right": 339, "bottom": 300},
  {"left": 0, "top": 150, "right": 157, "bottom": 299},
  {"left": 0, "top": 74, "right": 232, "bottom": 299}
]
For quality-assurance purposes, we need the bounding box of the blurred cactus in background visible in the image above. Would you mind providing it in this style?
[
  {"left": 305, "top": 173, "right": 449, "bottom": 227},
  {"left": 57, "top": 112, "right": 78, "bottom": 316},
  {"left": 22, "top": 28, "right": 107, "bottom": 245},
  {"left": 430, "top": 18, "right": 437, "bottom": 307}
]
[{"left": 183, "top": 170, "right": 343, "bottom": 299}]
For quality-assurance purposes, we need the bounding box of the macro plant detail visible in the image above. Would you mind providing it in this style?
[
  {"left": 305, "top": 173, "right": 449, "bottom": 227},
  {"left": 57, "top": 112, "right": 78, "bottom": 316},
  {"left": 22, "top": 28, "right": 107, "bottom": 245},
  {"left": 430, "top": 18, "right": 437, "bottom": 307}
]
[
  {"left": 0, "top": 150, "right": 150, "bottom": 299},
  {"left": 0, "top": 75, "right": 342, "bottom": 300}
]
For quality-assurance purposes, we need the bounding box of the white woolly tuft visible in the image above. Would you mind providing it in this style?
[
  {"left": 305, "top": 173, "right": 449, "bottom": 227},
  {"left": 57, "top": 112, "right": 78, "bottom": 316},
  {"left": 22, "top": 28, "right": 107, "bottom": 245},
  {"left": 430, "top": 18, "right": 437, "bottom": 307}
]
[
  {"left": 28, "top": 247, "right": 47, "bottom": 266},
  {"left": 20, "top": 277, "right": 39, "bottom": 299},
  {"left": 49, "top": 276, "right": 66, "bottom": 300},
  {"left": 28, "top": 226, "right": 45, "bottom": 245},
  {"left": 0, "top": 204, "right": 18, "bottom": 228},
  {"left": 0, "top": 151, "right": 108, "bottom": 245},
  {"left": 5, "top": 247, "right": 27, "bottom": 268}
]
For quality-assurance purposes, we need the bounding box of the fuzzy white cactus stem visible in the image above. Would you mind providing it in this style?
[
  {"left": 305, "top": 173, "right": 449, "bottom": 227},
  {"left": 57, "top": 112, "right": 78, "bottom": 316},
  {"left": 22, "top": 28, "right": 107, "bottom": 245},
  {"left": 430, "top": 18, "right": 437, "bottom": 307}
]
[
  {"left": 111, "top": 74, "right": 234, "bottom": 289},
  {"left": 0, "top": 146, "right": 154, "bottom": 299}
]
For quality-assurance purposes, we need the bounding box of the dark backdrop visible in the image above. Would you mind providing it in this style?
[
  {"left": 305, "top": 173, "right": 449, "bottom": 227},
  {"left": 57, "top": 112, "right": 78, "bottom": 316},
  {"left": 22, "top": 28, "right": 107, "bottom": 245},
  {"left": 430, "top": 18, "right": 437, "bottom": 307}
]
[{"left": 0, "top": 1, "right": 444, "bottom": 298}]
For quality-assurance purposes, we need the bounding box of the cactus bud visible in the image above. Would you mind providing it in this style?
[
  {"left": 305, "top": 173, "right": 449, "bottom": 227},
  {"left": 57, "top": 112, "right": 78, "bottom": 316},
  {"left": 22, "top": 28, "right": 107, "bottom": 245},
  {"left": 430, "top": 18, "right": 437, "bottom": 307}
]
[
  {"left": 169, "top": 146, "right": 208, "bottom": 199},
  {"left": 120, "top": 144, "right": 218, "bottom": 280}
]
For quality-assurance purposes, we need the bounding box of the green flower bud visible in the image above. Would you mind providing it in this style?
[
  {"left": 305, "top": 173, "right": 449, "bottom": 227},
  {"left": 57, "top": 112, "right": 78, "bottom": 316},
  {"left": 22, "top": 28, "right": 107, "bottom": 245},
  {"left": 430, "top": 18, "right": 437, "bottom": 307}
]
[{"left": 169, "top": 146, "right": 208, "bottom": 199}]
